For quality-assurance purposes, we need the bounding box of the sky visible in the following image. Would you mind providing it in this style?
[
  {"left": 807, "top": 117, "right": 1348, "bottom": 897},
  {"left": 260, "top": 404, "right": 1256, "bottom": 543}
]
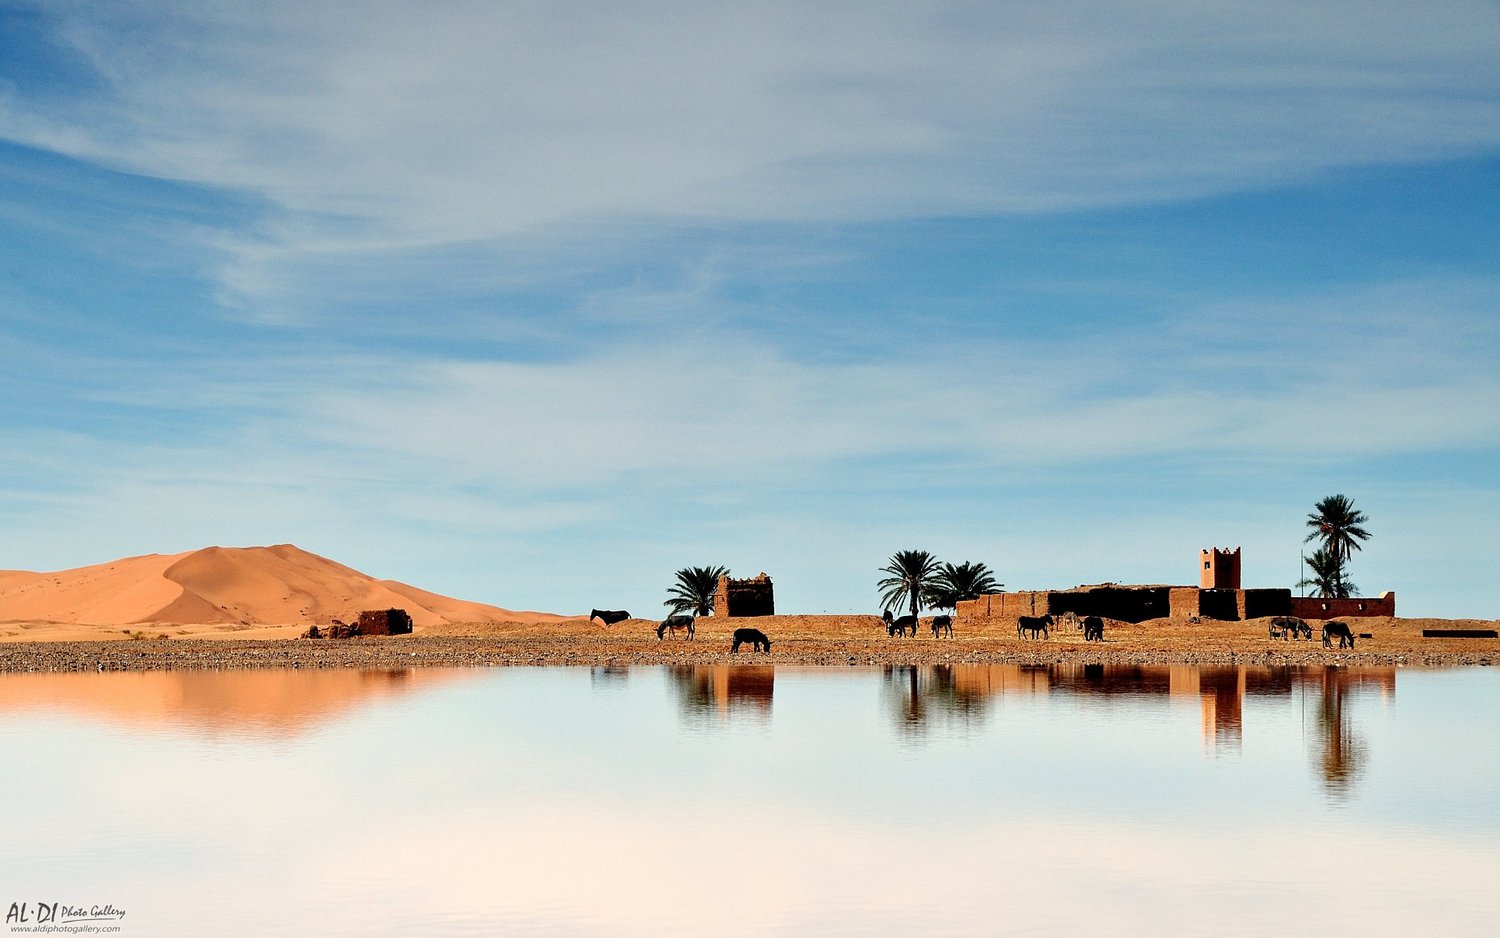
[{"left": 1, "top": 0, "right": 1497, "bottom": 617}]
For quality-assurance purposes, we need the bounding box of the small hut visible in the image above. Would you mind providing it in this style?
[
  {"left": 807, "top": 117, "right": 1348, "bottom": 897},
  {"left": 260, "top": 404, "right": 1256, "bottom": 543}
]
[{"left": 355, "top": 608, "right": 414, "bottom": 636}]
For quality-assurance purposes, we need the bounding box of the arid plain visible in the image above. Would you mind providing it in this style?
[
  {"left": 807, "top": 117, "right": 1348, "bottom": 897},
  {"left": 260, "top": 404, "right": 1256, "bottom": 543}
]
[{"left": 1, "top": 545, "right": 1495, "bottom": 671}]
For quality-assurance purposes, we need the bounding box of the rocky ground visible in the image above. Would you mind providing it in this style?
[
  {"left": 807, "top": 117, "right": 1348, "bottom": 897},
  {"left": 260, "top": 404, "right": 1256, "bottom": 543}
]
[{"left": 0, "top": 613, "right": 1494, "bottom": 672}]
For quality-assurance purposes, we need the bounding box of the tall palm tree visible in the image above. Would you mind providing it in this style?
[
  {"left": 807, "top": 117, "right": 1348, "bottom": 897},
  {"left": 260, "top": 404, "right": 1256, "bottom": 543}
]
[
  {"left": 924, "top": 561, "right": 1001, "bottom": 611},
  {"left": 1304, "top": 494, "right": 1371, "bottom": 592},
  {"left": 878, "top": 550, "right": 942, "bottom": 621},
  {"left": 1298, "top": 548, "right": 1356, "bottom": 599},
  {"left": 665, "top": 565, "right": 729, "bottom": 617}
]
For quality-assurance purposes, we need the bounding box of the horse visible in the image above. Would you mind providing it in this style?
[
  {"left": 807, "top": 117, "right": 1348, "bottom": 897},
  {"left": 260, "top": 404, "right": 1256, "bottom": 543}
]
[
  {"left": 882, "top": 609, "right": 917, "bottom": 637},
  {"left": 656, "top": 615, "right": 695, "bottom": 641},
  {"left": 1083, "top": 616, "right": 1104, "bottom": 642},
  {"left": 1269, "top": 616, "right": 1310, "bottom": 641},
  {"left": 731, "top": 627, "right": 772, "bottom": 653},
  {"left": 1017, "top": 614, "right": 1052, "bottom": 640},
  {"left": 931, "top": 614, "right": 953, "bottom": 638},
  {"left": 590, "top": 609, "right": 631, "bottom": 625},
  {"left": 1322, "top": 620, "right": 1355, "bottom": 649}
]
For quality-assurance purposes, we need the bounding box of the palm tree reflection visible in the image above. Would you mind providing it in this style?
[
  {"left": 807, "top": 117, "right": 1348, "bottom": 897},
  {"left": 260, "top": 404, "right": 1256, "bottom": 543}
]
[{"left": 1308, "top": 666, "right": 1383, "bottom": 798}]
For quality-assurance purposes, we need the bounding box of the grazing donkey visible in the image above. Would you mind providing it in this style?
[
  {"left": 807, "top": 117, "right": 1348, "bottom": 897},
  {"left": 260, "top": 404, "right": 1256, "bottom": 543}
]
[
  {"left": 1322, "top": 620, "right": 1355, "bottom": 649},
  {"left": 1269, "top": 616, "right": 1311, "bottom": 641},
  {"left": 1082, "top": 615, "right": 1104, "bottom": 642},
  {"left": 730, "top": 627, "right": 772, "bottom": 653},
  {"left": 931, "top": 614, "right": 954, "bottom": 638},
  {"left": 882, "top": 609, "right": 918, "bottom": 637},
  {"left": 590, "top": 609, "right": 631, "bottom": 625},
  {"left": 656, "top": 615, "right": 695, "bottom": 641},
  {"left": 1017, "top": 614, "right": 1053, "bottom": 640}
]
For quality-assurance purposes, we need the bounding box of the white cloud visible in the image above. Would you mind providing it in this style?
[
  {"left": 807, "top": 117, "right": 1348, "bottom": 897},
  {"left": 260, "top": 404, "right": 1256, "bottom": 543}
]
[{"left": 5, "top": 1, "right": 1499, "bottom": 307}]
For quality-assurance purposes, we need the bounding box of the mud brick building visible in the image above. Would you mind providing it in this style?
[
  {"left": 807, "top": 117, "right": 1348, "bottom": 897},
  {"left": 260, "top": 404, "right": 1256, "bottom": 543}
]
[
  {"left": 356, "top": 608, "right": 414, "bottom": 635},
  {"left": 955, "top": 549, "right": 1393, "bottom": 628},
  {"left": 713, "top": 573, "right": 775, "bottom": 617}
]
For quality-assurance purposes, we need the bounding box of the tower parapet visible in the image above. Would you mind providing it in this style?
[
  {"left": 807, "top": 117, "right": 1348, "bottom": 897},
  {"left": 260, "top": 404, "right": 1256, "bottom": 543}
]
[{"left": 1200, "top": 547, "right": 1241, "bottom": 591}]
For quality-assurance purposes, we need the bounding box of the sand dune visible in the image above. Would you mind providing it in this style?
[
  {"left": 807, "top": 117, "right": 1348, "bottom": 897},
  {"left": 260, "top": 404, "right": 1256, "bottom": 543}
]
[{"left": 0, "top": 544, "right": 568, "bottom": 629}]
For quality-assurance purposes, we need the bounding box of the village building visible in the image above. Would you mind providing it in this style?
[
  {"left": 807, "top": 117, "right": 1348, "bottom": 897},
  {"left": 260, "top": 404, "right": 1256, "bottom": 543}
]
[
  {"left": 955, "top": 548, "right": 1394, "bottom": 627},
  {"left": 713, "top": 573, "right": 775, "bottom": 617}
]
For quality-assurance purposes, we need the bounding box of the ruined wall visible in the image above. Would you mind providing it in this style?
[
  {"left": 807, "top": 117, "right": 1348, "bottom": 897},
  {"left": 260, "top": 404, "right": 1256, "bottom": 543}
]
[
  {"left": 956, "top": 586, "right": 1171, "bottom": 625},
  {"left": 356, "top": 608, "right": 414, "bottom": 635},
  {"left": 1239, "top": 588, "right": 1291, "bottom": 620},
  {"left": 713, "top": 573, "right": 775, "bottom": 617},
  {"left": 1169, "top": 587, "right": 1203, "bottom": 619},
  {"left": 1198, "top": 589, "right": 1240, "bottom": 621},
  {"left": 1288, "top": 591, "right": 1395, "bottom": 620}
]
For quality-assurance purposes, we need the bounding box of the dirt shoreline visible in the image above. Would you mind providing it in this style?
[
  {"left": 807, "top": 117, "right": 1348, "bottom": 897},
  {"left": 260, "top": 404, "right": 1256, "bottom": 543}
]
[{"left": 1, "top": 618, "right": 1496, "bottom": 673}]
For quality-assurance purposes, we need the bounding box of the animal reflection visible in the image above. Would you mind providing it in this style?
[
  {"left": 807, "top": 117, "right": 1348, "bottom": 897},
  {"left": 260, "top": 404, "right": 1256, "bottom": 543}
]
[{"left": 656, "top": 615, "right": 695, "bottom": 641}]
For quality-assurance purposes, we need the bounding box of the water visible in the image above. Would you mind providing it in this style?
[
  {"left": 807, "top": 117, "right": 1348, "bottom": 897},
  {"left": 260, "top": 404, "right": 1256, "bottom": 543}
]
[{"left": 1, "top": 664, "right": 1496, "bottom": 936}]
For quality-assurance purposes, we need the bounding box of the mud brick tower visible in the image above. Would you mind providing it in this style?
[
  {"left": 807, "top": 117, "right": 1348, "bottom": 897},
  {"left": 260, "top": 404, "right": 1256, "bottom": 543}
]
[{"left": 1200, "top": 547, "right": 1241, "bottom": 591}]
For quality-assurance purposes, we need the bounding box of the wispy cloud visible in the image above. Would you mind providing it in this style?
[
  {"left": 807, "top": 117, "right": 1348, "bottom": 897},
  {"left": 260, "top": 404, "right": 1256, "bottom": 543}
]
[{"left": 5, "top": 1, "right": 1498, "bottom": 310}]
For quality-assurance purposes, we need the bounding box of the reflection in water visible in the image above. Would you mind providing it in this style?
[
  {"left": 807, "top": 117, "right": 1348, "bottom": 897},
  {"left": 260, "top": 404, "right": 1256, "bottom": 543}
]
[
  {"left": 0, "top": 667, "right": 468, "bottom": 736},
  {"left": 590, "top": 666, "right": 631, "bottom": 688},
  {"left": 882, "top": 665, "right": 993, "bottom": 733},
  {"left": 876, "top": 663, "right": 1394, "bottom": 795},
  {"left": 668, "top": 666, "right": 774, "bottom": 720},
  {"left": 1310, "top": 667, "right": 1388, "bottom": 797}
]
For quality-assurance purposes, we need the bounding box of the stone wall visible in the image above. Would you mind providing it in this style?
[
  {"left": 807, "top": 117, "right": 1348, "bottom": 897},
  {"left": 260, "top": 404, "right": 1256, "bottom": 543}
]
[{"left": 1288, "top": 591, "right": 1395, "bottom": 620}]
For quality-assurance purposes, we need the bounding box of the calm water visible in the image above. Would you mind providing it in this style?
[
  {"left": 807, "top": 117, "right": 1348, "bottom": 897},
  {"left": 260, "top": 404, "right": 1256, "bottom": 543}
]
[{"left": 1, "top": 664, "right": 1496, "bottom": 936}]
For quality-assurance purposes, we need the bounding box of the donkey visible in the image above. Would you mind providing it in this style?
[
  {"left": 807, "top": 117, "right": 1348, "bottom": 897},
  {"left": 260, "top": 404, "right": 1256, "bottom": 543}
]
[
  {"left": 730, "top": 627, "right": 772, "bottom": 653},
  {"left": 931, "top": 614, "right": 954, "bottom": 638},
  {"left": 590, "top": 609, "right": 631, "bottom": 625},
  {"left": 1270, "top": 616, "right": 1311, "bottom": 641},
  {"left": 657, "top": 615, "right": 695, "bottom": 641},
  {"left": 1017, "top": 614, "right": 1053, "bottom": 640},
  {"left": 882, "top": 609, "right": 918, "bottom": 637},
  {"left": 1322, "top": 620, "right": 1355, "bottom": 649},
  {"left": 1083, "top": 616, "right": 1104, "bottom": 642}
]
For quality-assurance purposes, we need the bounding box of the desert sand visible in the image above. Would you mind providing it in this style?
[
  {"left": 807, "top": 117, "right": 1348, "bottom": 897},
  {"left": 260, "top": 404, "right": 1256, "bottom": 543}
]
[
  {"left": 0, "top": 544, "right": 568, "bottom": 641},
  {"left": 0, "top": 547, "right": 1494, "bottom": 671},
  {"left": 0, "top": 613, "right": 1495, "bottom": 673}
]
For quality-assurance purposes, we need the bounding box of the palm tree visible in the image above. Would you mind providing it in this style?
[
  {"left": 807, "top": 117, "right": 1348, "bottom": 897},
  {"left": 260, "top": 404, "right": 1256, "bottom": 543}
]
[
  {"left": 1298, "top": 548, "right": 1356, "bottom": 599},
  {"left": 924, "top": 561, "right": 1001, "bottom": 611},
  {"left": 665, "top": 565, "right": 729, "bottom": 617},
  {"left": 1304, "top": 494, "right": 1371, "bottom": 593},
  {"left": 878, "top": 550, "right": 942, "bottom": 621}
]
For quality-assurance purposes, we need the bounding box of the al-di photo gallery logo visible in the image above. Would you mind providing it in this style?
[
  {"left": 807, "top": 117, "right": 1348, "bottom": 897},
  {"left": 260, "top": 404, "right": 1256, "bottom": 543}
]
[{"left": 5, "top": 902, "right": 125, "bottom": 934}]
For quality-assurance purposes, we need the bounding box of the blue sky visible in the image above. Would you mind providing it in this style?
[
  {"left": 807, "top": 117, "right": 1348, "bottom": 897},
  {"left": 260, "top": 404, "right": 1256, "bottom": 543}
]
[{"left": 2, "top": 1, "right": 1498, "bottom": 617}]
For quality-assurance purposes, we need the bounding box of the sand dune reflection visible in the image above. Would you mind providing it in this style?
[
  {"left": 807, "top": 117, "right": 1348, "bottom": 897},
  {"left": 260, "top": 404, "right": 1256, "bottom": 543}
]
[{"left": 0, "top": 667, "right": 475, "bottom": 736}]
